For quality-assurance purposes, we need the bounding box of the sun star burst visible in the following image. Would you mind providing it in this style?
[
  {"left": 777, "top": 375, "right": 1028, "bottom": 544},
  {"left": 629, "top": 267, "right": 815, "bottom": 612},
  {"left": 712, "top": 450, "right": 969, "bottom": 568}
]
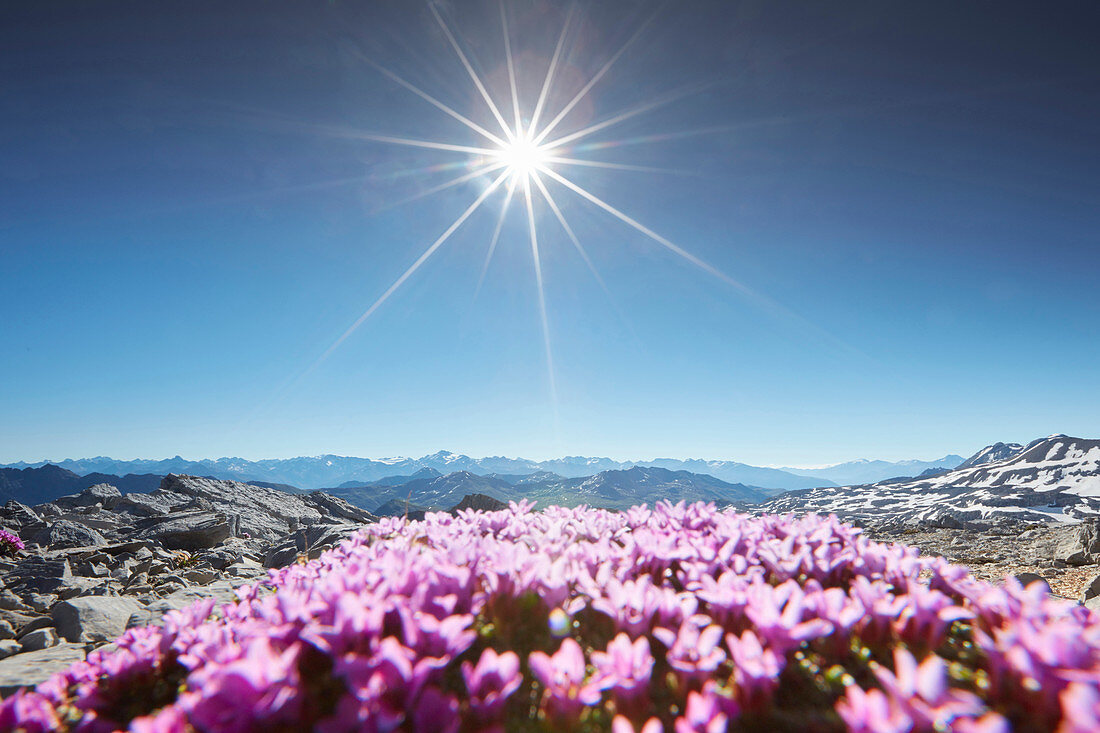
[
  {"left": 306, "top": 1, "right": 770, "bottom": 401},
  {"left": 496, "top": 133, "right": 553, "bottom": 183}
]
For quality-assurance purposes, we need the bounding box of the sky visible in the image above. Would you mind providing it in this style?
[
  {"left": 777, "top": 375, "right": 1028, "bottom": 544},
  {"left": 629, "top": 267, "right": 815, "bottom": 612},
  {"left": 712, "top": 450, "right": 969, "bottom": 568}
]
[{"left": 2, "top": 0, "right": 1098, "bottom": 466}]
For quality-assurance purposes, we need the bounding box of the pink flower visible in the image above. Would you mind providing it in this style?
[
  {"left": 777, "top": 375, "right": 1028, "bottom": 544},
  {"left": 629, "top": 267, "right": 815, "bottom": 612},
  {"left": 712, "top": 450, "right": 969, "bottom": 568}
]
[
  {"left": 614, "top": 715, "right": 664, "bottom": 733},
  {"left": 653, "top": 621, "right": 726, "bottom": 685},
  {"left": 462, "top": 648, "right": 522, "bottom": 722},
  {"left": 529, "top": 638, "right": 603, "bottom": 720},
  {"left": 674, "top": 686, "right": 729, "bottom": 733}
]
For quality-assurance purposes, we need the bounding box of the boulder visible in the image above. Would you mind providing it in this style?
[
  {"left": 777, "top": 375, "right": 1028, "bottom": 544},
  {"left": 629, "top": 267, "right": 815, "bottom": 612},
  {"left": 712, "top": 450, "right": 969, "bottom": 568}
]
[
  {"left": 19, "top": 627, "right": 59, "bottom": 652},
  {"left": 53, "top": 484, "right": 122, "bottom": 510},
  {"left": 0, "top": 619, "right": 14, "bottom": 641},
  {"left": 15, "top": 616, "right": 53, "bottom": 639},
  {"left": 1014, "top": 572, "right": 1051, "bottom": 594},
  {"left": 264, "top": 523, "right": 362, "bottom": 568},
  {"left": 3, "top": 557, "right": 72, "bottom": 594},
  {"left": 305, "top": 491, "right": 378, "bottom": 524},
  {"left": 1051, "top": 521, "right": 1100, "bottom": 565},
  {"left": 0, "top": 640, "right": 19, "bottom": 660},
  {"left": 0, "top": 643, "right": 85, "bottom": 696},
  {"left": 51, "top": 596, "right": 143, "bottom": 644},
  {"left": 130, "top": 511, "right": 230, "bottom": 550},
  {"left": 0, "top": 590, "right": 32, "bottom": 613},
  {"left": 1084, "top": 573, "right": 1100, "bottom": 602},
  {"left": 0, "top": 500, "right": 42, "bottom": 531},
  {"left": 28, "top": 519, "right": 107, "bottom": 549}
]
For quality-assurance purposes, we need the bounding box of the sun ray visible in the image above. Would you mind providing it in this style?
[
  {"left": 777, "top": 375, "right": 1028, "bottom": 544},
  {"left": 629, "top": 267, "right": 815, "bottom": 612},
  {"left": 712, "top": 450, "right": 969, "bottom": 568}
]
[
  {"left": 542, "top": 156, "right": 687, "bottom": 175},
  {"left": 306, "top": 169, "right": 511, "bottom": 375},
  {"left": 537, "top": 165, "right": 757, "bottom": 298},
  {"left": 353, "top": 133, "right": 497, "bottom": 156},
  {"left": 350, "top": 49, "right": 510, "bottom": 148},
  {"left": 532, "top": 10, "right": 657, "bottom": 146},
  {"left": 541, "top": 82, "right": 712, "bottom": 150},
  {"left": 539, "top": 166, "right": 864, "bottom": 357},
  {"left": 530, "top": 171, "right": 640, "bottom": 344},
  {"left": 374, "top": 160, "right": 508, "bottom": 214},
  {"left": 500, "top": 1, "right": 522, "bottom": 135},
  {"left": 523, "top": 176, "right": 557, "bottom": 403},
  {"left": 429, "top": 3, "right": 514, "bottom": 141},
  {"left": 528, "top": 3, "right": 575, "bottom": 137},
  {"left": 474, "top": 176, "right": 518, "bottom": 298},
  {"left": 570, "top": 125, "right": 734, "bottom": 152}
]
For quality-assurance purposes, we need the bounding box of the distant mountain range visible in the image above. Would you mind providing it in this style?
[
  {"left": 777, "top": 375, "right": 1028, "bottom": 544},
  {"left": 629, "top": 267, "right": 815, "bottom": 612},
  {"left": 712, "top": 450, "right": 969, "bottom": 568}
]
[
  {"left": 324, "top": 466, "right": 769, "bottom": 514},
  {"left": 766, "top": 435, "right": 1100, "bottom": 525},
  {"left": 779, "top": 454, "right": 965, "bottom": 486},
  {"left": 0, "top": 450, "right": 966, "bottom": 491}
]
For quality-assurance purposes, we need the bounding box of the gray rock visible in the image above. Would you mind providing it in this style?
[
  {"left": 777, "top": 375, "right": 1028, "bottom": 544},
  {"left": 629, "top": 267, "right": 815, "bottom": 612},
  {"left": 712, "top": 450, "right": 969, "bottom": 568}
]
[
  {"left": 17, "top": 616, "right": 56, "bottom": 639},
  {"left": 225, "top": 559, "right": 266, "bottom": 580},
  {"left": 0, "top": 619, "right": 14, "bottom": 641},
  {"left": 56, "top": 576, "right": 113, "bottom": 600},
  {"left": 51, "top": 596, "right": 143, "bottom": 644},
  {"left": 53, "top": 484, "right": 122, "bottom": 510},
  {"left": 1084, "top": 574, "right": 1100, "bottom": 602},
  {"left": 3, "top": 556, "right": 71, "bottom": 594},
  {"left": 1, "top": 500, "right": 41, "bottom": 530},
  {"left": 0, "top": 590, "right": 32, "bottom": 613},
  {"left": 130, "top": 511, "right": 230, "bottom": 551},
  {"left": 181, "top": 568, "right": 218, "bottom": 585},
  {"left": 1051, "top": 522, "right": 1100, "bottom": 565},
  {"left": 0, "top": 640, "right": 20, "bottom": 660},
  {"left": 25, "top": 593, "right": 57, "bottom": 613},
  {"left": 154, "top": 475, "right": 375, "bottom": 543},
  {"left": 263, "top": 523, "right": 362, "bottom": 568},
  {"left": 0, "top": 610, "right": 36, "bottom": 632},
  {"left": 0, "top": 643, "right": 85, "bottom": 696},
  {"left": 28, "top": 520, "right": 107, "bottom": 549},
  {"left": 86, "top": 562, "right": 110, "bottom": 577},
  {"left": 127, "top": 580, "right": 240, "bottom": 628},
  {"left": 1014, "top": 572, "right": 1051, "bottom": 593},
  {"left": 18, "top": 627, "right": 59, "bottom": 652}
]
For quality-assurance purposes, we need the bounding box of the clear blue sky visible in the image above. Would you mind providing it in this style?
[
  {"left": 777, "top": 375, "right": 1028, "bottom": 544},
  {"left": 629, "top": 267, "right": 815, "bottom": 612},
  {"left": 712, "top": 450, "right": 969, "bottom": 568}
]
[{"left": 2, "top": 1, "right": 1098, "bottom": 466}]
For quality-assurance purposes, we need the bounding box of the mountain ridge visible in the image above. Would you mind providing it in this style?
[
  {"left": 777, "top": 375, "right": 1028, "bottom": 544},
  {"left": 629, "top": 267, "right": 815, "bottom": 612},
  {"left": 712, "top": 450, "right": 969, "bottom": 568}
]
[
  {"left": 2, "top": 450, "right": 960, "bottom": 491},
  {"left": 766, "top": 435, "right": 1100, "bottom": 525}
]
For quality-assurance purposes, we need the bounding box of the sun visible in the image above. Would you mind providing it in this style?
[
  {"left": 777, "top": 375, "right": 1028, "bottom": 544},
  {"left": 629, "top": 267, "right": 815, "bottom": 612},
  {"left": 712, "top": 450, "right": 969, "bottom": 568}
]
[
  {"left": 304, "top": 2, "right": 761, "bottom": 399},
  {"left": 495, "top": 133, "right": 552, "bottom": 182}
]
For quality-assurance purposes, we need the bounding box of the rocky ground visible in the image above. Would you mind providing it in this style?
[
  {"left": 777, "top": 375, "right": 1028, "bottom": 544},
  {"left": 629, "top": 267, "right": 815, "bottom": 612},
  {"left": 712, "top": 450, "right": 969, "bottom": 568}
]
[
  {"left": 0, "top": 475, "right": 381, "bottom": 695},
  {"left": 860, "top": 516, "right": 1100, "bottom": 604}
]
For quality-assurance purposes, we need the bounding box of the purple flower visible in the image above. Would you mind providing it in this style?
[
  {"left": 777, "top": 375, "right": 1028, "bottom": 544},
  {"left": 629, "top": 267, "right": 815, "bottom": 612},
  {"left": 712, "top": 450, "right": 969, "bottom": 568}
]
[
  {"left": 592, "top": 633, "right": 655, "bottom": 713},
  {"left": 1059, "top": 682, "right": 1100, "bottom": 733},
  {"left": 725, "top": 630, "right": 782, "bottom": 706},
  {"left": 462, "top": 648, "right": 522, "bottom": 722},
  {"left": 674, "top": 685, "right": 729, "bottom": 733},
  {"left": 653, "top": 621, "right": 726, "bottom": 685},
  {"left": 614, "top": 715, "right": 664, "bottom": 733},
  {"left": 0, "top": 691, "right": 61, "bottom": 733},
  {"left": 529, "top": 638, "right": 603, "bottom": 720},
  {"left": 0, "top": 528, "right": 24, "bottom": 556}
]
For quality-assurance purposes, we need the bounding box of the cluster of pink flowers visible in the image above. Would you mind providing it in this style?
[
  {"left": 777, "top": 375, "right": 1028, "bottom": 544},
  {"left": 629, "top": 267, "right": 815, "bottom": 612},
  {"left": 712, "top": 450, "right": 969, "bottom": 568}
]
[
  {"left": 2, "top": 501, "right": 1099, "bottom": 732},
  {"left": 0, "top": 528, "right": 23, "bottom": 557}
]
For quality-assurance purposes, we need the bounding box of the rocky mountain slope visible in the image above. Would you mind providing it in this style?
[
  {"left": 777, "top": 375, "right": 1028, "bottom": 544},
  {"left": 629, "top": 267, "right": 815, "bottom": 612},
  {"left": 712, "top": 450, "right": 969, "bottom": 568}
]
[{"left": 766, "top": 435, "right": 1100, "bottom": 525}]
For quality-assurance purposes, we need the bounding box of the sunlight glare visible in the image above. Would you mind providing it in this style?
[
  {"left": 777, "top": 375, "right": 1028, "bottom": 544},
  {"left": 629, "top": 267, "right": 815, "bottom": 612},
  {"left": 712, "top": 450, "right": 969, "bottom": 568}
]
[{"left": 496, "top": 133, "right": 551, "bottom": 182}]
